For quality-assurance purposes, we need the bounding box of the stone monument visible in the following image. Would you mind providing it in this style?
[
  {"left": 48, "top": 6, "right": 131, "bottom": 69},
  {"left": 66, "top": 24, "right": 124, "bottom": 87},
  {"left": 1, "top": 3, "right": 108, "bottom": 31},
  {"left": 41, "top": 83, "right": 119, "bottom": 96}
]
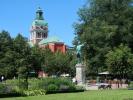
[{"left": 75, "top": 44, "right": 85, "bottom": 85}]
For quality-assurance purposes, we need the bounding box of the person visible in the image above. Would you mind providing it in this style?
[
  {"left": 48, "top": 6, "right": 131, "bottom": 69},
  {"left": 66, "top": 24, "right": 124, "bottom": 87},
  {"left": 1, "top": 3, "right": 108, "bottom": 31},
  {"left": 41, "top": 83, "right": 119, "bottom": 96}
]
[
  {"left": 72, "top": 77, "right": 76, "bottom": 83},
  {"left": 1, "top": 76, "right": 4, "bottom": 82},
  {"left": 72, "top": 77, "right": 77, "bottom": 84}
]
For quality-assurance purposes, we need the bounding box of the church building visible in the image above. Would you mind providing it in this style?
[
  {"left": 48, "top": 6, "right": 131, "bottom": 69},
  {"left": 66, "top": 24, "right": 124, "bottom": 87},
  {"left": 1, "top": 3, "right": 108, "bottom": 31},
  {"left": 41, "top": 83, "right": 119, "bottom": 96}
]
[{"left": 29, "top": 7, "right": 66, "bottom": 53}]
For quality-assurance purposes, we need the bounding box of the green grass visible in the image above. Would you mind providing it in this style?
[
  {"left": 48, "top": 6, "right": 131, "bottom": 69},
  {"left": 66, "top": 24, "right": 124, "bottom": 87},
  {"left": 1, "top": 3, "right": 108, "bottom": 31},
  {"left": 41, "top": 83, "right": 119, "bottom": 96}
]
[{"left": 1, "top": 90, "right": 133, "bottom": 100}]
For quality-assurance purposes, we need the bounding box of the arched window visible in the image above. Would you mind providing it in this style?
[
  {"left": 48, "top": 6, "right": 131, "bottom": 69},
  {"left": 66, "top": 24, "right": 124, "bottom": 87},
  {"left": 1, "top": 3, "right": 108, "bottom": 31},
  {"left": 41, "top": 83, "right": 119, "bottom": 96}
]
[{"left": 37, "top": 32, "right": 41, "bottom": 38}]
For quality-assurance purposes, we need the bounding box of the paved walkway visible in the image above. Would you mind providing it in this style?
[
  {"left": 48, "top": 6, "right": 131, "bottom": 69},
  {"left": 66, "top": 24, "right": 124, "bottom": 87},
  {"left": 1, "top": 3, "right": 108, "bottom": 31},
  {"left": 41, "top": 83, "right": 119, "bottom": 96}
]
[{"left": 85, "top": 83, "right": 128, "bottom": 90}]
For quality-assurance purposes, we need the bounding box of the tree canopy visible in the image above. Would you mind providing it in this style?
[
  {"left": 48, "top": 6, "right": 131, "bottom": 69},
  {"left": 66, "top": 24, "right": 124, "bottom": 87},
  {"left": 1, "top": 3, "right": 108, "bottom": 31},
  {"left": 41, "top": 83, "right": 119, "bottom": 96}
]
[
  {"left": 0, "top": 30, "right": 76, "bottom": 79},
  {"left": 0, "top": 31, "right": 14, "bottom": 78},
  {"left": 74, "top": 0, "right": 133, "bottom": 75},
  {"left": 106, "top": 44, "right": 133, "bottom": 78}
]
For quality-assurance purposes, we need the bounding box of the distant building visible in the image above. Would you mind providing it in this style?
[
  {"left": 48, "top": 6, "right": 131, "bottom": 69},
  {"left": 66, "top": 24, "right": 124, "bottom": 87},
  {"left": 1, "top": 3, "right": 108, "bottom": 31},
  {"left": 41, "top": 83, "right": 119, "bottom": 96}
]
[
  {"left": 29, "top": 7, "right": 66, "bottom": 53},
  {"left": 28, "top": 7, "right": 67, "bottom": 77}
]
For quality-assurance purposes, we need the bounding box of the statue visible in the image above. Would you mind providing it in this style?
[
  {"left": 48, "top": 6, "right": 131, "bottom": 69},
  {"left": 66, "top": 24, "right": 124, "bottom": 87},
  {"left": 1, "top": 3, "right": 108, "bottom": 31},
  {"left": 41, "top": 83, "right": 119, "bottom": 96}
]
[
  {"left": 75, "top": 44, "right": 85, "bottom": 85},
  {"left": 76, "top": 44, "right": 84, "bottom": 63}
]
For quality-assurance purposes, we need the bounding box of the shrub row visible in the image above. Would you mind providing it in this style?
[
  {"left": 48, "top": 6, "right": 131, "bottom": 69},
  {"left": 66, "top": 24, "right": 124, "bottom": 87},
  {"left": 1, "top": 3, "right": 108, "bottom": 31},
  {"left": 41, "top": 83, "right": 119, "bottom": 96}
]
[
  {"left": 45, "top": 89, "right": 84, "bottom": 94},
  {"left": 128, "top": 81, "right": 133, "bottom": 90},
  {"left": 22, "top": 89, "right": 45, "bottom": 96},
  {"left": 0, "top": 92, "right": 24, "bottom": 98},
  {"left": 0, "top": 77, "right": 84, "bottom": 97}
]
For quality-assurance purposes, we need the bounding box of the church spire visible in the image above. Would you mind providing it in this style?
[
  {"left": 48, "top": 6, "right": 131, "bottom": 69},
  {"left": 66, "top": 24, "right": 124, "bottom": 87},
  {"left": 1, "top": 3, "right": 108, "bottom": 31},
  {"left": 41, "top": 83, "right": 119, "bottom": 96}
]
[{"left": 35, "top": 7, "right": 44, "bottom": 20}]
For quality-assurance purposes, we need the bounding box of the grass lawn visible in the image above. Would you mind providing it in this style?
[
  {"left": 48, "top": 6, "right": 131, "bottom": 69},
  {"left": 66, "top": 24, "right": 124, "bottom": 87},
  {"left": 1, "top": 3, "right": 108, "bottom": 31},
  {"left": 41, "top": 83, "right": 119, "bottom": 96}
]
[{"left": 1, "top": 90, "right": 133, "bottom": 100}]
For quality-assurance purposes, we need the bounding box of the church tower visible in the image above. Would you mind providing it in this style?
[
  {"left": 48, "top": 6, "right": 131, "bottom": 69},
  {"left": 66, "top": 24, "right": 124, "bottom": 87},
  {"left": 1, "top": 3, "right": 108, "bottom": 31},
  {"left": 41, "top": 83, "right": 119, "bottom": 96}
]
[{"left": 30, "top": 7, "right": 48, "bottom": 45}]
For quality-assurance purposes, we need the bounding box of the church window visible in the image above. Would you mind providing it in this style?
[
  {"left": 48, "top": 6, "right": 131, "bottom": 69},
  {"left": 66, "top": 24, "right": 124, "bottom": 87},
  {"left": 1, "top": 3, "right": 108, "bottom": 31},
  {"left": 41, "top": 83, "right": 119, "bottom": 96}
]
[{"left": 37, "top": 32, "right": 41, "bottom": 38}]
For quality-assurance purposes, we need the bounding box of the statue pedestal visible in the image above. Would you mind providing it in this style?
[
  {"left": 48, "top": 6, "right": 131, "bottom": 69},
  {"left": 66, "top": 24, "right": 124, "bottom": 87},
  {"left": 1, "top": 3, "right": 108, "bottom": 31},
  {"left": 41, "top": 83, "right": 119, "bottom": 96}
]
[{"left": 75, "top": 63, "right": 85, "bottom": 85}]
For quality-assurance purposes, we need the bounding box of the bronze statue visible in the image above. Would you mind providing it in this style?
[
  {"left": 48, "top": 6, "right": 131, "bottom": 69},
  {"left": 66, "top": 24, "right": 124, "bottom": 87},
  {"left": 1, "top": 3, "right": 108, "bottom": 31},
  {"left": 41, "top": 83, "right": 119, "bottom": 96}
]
[{"left": 76, "top": 44, "right": 84, "bottom": 63}]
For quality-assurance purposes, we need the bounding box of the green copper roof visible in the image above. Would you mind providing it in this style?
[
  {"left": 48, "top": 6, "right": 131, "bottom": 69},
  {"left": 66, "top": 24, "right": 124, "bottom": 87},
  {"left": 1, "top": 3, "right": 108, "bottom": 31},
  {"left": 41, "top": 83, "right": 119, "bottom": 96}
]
[
  {"left": 39, "top": 36, "right": 63, "bottom": 45},
  {"left": 32, "top": 20, "right": 48, "bottom": 26},
  {"left": 36, "top": 7, "right": 44, "bottom": 20},
  {"left": 32, "top": 7, "right": 48, "bottom": 27},
  {"left": 28, "top": 41, "right": 34, "bottom": 47}
]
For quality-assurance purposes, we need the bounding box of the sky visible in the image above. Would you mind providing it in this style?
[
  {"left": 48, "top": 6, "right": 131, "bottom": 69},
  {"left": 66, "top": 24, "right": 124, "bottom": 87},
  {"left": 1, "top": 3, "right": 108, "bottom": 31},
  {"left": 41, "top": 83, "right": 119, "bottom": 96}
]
[{"left": 0, "top": 0, "right": 86, "bottom": 46}]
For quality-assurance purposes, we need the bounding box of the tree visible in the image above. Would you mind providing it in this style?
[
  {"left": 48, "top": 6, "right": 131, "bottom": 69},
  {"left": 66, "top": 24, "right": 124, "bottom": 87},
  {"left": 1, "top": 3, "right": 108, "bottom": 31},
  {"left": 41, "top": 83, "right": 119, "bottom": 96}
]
[
  {"left": 13, "top": 34, "right": 31, "bottom": 89},
  {"left": 105, "top": 44, "right": 133, "bottom": 79},
  {"left": 0, "top": 30, "right": 14, "bottom": 78},
  {"left": 74, "top": 0, "right": 133, "bottom": 74},
  {"left": 42, "top": 49, "right": 75, "bottom": 77},
  {"left": 30, "top": 45, "right": 44, "bottom": 74}
]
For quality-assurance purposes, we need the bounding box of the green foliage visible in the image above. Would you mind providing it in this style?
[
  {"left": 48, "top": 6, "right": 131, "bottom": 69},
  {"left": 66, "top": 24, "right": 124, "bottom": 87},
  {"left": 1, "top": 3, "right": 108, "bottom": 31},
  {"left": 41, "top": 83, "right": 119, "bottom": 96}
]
[
  {"left": 0, "top": 78, "right": 80, "bottom": 96},
  {"left": 0, "top": 92, "right": 23, "bottom": 98},
  {"left": 105, "top": 44, "right": 133, "bottom": 78},
  {"left": 13, "top": 34, "right": 32, "bottom": 90},
  {"left": 43, "top": 78, "right": 77, "bottom": 93},
  {"left": 0, "top": 31, "right": 32, "bottom": 81},
  {"left": 0, "top": 83, "right": 6, "bottom": 93},
  {"left": 5, "top": 79, "right": 19, "bottom": 89},
  {"left": 0, "top": 30, "right": 14, "bottom": 78},
  {"left": 28, "top": 77, "right": 77, "bottom": 94},
  {"left": 40, "top": 77, "right": 75, "bottom": 90},
  {"left": 0, "top": 81, "right": 21, "bottom": 95},
  {"left": 22, "top": 89, "right": 45, "bottom": 96},
  {"left": 75, "top": 86, "right": 85, "bottom": 91},
  {"left": 46, "top": 84, "right": 59, "bottom": 91},
  {"left": 74, "top": 0, "right": 133, "bottom": 75},
  {"left": 30, "top": 45, "right": 44, "bottom": 73},
  {"left": 18, "top": 79, "right": 28, "bottom": 90},
  {"left": 1, "top": 90, "right": 133, "bottom": 100},
  {"left": 28, "top": 78, "right": 42, "bottom": 90},
  {"left": 0, "top": 30, "right": 76, "bottom": 79},
  {"left": 128, "top": 81, "right": 133, "bottom": 89},
  {"left": 0, "top": 80, "right": 34, "bottom": 97},
  {"left": 43, "top": 50, "right": 75, "bottom": 76},
  {"left": 29, "top": 78, "right": 74, "bottom": 91}
]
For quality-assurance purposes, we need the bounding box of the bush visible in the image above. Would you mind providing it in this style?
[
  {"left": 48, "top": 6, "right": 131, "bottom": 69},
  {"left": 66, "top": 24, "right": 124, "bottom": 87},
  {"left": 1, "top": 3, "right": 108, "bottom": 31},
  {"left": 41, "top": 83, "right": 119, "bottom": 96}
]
[
  {"left": 6, "top": 79, "right": 18, "bottom": 85},
  {"left": 0, "top": 83, "right": 19, "bottom": 94},
  {"left": 18, "top": 79, "right": 28, "bottom": 90},
  {"left": 59, "top": 84, "right": 76, "bottom": 91},
  {"left": 28, "top": 77, "right": 79, "bottom": 94},
  {"left": 0, "top": 83, "right": 7, "bottom": 93},
  {"left": 76, "top": 86, "right": 85, "bottom": 91},
  {"left": 0, "top": 78, "right": 84, "bottom": 96},
  {"left": 0, "top": 92, "right": 23, "bottom": 98},
  {"left": 22, "top": 89, "right": 45, "bottom": 96},
  {"left": 45, "top": 88, "right": 84, "bottom": 94},
  {"left": 128, "top": 81, "right": 133, "bottom": 89},
  {"left": 28, "top": 78, "right": 42, "bottom": 90},
  {"left": 0, "top": 82, "right": 25, "bottom": 98},
  {"left": 41, "top": 77, "right": 84, "bottom": 94},
  {"left": 46, "top": 84, "right": 59, "bottom": 91},
  {"left": 40, "top": 77, "right": 74, "bottom": 89},
  {"left": 27, "top": 77, "right": 74, "bottom": 94}
]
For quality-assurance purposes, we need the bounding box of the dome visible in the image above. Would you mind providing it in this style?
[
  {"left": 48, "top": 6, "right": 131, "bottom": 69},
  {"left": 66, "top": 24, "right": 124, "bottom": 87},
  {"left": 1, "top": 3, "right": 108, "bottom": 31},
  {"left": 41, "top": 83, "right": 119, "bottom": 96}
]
[
  {"left": 31, "top": 7, "right": 48, "bottom": 27},
  {"left": 32, "top": 20, "right": 48, "bottom": 27},
  {"left": 39, "top": 36, "right": 63, "bottom": 45}
]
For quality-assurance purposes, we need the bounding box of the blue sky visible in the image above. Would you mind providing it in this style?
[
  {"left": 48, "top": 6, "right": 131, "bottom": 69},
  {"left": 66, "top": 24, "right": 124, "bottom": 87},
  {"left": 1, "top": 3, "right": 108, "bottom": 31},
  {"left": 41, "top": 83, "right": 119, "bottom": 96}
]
[{"left": 0, "top": 0, "right": 86, "bottom": 46}]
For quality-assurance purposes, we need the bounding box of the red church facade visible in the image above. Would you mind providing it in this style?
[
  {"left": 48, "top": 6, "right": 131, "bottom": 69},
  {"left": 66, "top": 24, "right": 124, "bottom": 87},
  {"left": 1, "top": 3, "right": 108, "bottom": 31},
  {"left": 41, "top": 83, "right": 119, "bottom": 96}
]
[{"left": 39, "top": 42, "right": 66, "bottom": 53}]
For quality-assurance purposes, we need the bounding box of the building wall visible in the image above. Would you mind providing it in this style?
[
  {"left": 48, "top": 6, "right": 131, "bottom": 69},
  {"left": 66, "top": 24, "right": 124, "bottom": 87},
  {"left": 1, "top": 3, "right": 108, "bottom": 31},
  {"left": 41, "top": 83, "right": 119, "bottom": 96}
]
[
  {"left": 49, "top": 43, "right": 66, "bottom": 53},
  {"left": 48, "top": 43, "right": 55, "bottom": 52},
  {"left": 39, "top": 42, "right": 66, "bottom": 53}
]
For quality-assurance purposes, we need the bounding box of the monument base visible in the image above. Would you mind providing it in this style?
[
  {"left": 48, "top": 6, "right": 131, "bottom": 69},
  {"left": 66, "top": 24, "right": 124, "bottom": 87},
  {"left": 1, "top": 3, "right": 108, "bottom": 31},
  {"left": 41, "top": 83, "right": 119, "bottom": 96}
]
[{"left": 75, "top": 63, "right": 85, "bottom": 85}]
